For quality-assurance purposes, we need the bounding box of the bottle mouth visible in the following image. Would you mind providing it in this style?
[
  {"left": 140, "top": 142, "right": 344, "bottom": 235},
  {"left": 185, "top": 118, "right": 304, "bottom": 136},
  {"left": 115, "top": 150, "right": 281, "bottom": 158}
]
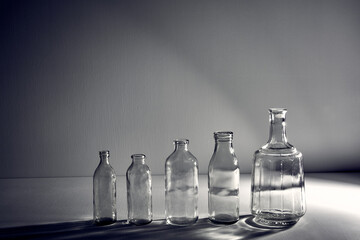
[
  {"left": 173, "top": 139, "right": 189, "bottom": 145},
  {"left": 269, "top": 108, "right": 287, "bottom": 121},
  {"left": 131, "top": 154, "right": 146, "bottom": 159},
  {"left": 214, "top": 131, "right": 233, "bottom": 140},
  {"left": 99, "top": 150, "right": 110, "bottom": 157},
  {"left": 269, "top": 108, "right": 287, "bottom": 114}
]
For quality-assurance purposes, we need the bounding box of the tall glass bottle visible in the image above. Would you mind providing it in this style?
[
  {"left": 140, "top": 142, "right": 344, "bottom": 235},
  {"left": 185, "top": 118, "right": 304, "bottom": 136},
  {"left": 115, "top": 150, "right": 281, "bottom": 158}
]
[
  {"left": 93, "top": 150, "right": 117, "bottom": 225},
  {"left": 208, "top": 131, "right": 240, "bottom": 224},
  {"left": 126, "top": 154, "right": 152, "bottom": 225},
  {"left": 251, "top": 108, "right": 305, "bottom": 227},
  {"left": 165, "top": 139, "right": 199, "bottom": 225}
]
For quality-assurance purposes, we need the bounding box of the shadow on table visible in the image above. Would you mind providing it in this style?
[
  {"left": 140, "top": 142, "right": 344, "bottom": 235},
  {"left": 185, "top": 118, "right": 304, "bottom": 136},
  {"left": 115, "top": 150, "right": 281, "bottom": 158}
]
[{"left": 0, "top": 215, "right": 291, "bottom": 240}]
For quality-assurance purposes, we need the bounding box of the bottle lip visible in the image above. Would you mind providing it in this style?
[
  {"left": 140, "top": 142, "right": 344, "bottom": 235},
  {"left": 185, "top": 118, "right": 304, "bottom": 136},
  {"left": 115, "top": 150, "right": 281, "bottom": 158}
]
[
  {"left": 269, "top": 108, "right": 287, "bottom": 114},
  {"left": 214, "top": 131, "right": 233, "bottom": 140},
  {"left": 99, "top": 150, "right": 110, "bottom": 157},
  {"left": 131, "top": 153, "right": 146, "bottom": 159},
  {"left": 173, "top": 139, "right": 189, "bottom": 145}
]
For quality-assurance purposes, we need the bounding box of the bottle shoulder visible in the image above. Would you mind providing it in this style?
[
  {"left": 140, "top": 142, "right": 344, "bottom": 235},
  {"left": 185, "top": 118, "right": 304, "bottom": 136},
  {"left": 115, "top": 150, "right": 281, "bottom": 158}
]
[
  {"left": 94, "top": 163, "right": 116, "bottom": 174},
  {"left": 93, "top": 164, "right": 116, "bottom": 181},
  {"left": 254, "top": 144, "right": 302, "bottom": 158},
  {"left": 209, "top": 152, "right": 239, "bottom": 171},
  {"left": 127, "top": 163, "right": 151, "bottom": 175},
  {"left": 165, "top": 150, "right": 198, "bottom": 165}
]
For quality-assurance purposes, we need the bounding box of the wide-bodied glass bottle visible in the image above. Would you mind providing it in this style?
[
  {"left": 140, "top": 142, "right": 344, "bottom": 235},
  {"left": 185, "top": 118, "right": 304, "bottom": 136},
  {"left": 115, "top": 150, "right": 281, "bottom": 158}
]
[
  {"left": 93, "top": 150, "right": 117, "bottom": 225},
  {"left": 126, "top": 154, "right": 152, "bottom": 225},
  {"left": 208, "top": 131, "right": 240, "bottom": 224},
  {"left": 251, "top": 108, "right": 306, "bottom": 227},
  {"left": 165, "top": 139, "right": 199, "bottom": 225}
]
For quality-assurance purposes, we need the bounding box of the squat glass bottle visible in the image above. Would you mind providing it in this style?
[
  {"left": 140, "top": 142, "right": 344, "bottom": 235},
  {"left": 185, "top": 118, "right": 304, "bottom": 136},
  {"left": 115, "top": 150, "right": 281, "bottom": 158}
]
[
  {"left": 93, "top": 150, "right": 117, "bottom": 225},
  {"left": 126, "top": 154, "right": 152, "bottom": 225},
  {"left": 165, "top": 139, "right": 199, "bottom": 225},
  {"left": 208, "top": 131, "right": 240, "bottom": 224},
  {"left": 251, "top": 108, "right": 306, "bottom": 227}
]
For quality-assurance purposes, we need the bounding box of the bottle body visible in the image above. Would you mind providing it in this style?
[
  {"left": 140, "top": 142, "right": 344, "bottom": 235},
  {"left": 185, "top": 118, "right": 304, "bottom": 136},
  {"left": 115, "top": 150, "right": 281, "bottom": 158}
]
[
  {"left": 126, "top": 154, "right": 152, "bottom": 225},
  {"left": 251, "top": 108, "right": 306, "bottom": 227},
  {"left": 208, "top": 131, "right": 240, "bottom": 224},
  {"left": 165, "top": 139, "right": 199, "bottom": 225},
  {"left": 93, "top": 150, "right": 117, "bottom": 225}
]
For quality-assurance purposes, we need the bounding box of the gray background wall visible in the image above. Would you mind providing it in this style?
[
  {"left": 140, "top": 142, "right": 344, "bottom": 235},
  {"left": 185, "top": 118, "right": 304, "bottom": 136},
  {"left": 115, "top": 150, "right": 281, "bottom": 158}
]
[{"left": 1, "top": 0, "right": 360, "bottom": 178}]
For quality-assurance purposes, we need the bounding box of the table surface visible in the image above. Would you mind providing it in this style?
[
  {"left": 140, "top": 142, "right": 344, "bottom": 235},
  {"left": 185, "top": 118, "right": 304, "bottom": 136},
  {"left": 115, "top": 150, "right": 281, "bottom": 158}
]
[{"left": 0, "top": 173, "right": 359, "bottom": 239}]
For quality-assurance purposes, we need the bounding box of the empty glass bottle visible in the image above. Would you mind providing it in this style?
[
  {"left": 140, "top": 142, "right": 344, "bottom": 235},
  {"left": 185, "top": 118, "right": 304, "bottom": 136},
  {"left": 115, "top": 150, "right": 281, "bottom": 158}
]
[
  {"left": 126, "top": 154, "right": 152, "bottom": 225},
  {"left": 93, "top": 150, "right": 117, "bottom": 225},
  {"left": 165, "top": 139, "right": 199, "bottom": 225},
  {"left": 208, "top": 131, "right": 240, "bottom": 224},
  {"left": 251, "top": 108, "right": 305, "bottom": 227}
]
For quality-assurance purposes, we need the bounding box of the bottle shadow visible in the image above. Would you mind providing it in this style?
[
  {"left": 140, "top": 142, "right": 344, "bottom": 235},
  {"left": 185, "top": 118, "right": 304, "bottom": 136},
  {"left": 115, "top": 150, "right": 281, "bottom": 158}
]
[{"left": 0, "top": 215, "right": 292, "bottom": 240}]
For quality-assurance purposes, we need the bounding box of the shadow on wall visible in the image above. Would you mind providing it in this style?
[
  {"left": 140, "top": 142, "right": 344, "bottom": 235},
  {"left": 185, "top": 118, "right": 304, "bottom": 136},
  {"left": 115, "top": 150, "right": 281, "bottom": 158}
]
[{"left": 0, "top": 216, "right": 290, "bottom": 240}]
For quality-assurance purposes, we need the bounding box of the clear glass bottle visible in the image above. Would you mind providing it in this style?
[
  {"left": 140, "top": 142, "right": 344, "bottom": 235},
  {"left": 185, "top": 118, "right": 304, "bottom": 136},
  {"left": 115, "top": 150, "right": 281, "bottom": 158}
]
[
  {"left": 93, "top": 150, "right": 117, "bottom": 225},
  {"left": 126, "top": 154, "right": 152, "bottom": 225},
  {"left": 251, "top": 108, "right": 306, "bottom": 227},
  {"left": 208, "top": 131, "right": 240, "bottom": 224},
  {"left": 165, "top": 139, "right": 199, "bottom": 225}
]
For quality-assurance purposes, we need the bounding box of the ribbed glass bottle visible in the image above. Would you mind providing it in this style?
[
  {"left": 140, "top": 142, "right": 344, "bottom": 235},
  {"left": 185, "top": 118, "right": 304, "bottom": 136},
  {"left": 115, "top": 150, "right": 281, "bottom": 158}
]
[
  {"left": 126, "top": 154, "right": 152, "bottom": 225},
  {"left": 165, "top": 139, "right": 199, "bottom": 225},
  {"left": 251, "top": 108, "right": 306, "bottom": 227},
  {"left": 208, "top": 131, "right": 240, "bottom": 224},
  {"left": 93, "top": 150, "right": 117, "bottom": 225}
]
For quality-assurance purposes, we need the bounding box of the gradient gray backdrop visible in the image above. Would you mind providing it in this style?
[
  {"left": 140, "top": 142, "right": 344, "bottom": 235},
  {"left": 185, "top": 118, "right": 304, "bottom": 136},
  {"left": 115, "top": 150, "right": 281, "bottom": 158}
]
[{"left": 1, "top": 0, "right": 360, "bottom": 178}]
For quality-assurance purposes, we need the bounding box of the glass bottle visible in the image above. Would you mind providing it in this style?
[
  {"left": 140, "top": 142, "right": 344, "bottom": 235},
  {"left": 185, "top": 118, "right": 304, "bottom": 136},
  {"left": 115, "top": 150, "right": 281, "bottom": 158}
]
[
  {"left": 251, "top": 108, "right": 306, "bottom": 227},
  {"left": 126, "top": 154, "right": 152, "bottom": 225},
  {"left": 165, "top": 139, "right": 199, "bottom": 225},
  {"left": 208, "top": 131, "right": 240, "bottom": 224},
  {"left": 93, "top": 150, "right": 117, "bottom": 225}
]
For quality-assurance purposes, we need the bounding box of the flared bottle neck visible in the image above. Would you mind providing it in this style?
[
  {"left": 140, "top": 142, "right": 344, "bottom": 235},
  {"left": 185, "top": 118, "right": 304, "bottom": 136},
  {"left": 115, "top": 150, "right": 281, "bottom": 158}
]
[
  {"left": 99, "top": 150, "right": 110, "bottom": 164},
  {"left": 267, "top": 108, "right": 289, "bottom": 148},
  {"left": 131, "top": 154, "right": 146, "bottom": 164},
  {"left": 174, "top": 139, "right": 189, "bottom": 151}
]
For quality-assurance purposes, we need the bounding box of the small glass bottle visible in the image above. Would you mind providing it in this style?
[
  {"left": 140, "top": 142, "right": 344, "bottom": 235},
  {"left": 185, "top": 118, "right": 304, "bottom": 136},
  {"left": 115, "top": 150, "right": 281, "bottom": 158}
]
[
  {"left": 208, "top": 131, "right": 240, "bottom": 224},
  {"left": 251, "top": 108, "right": 305, "bottom": 227},
  {"left": 126, "top": 154, "right": 152, "bottom": 225},
  {"left": 165, "top": 139, "right": 199, "bottom": 225},
  {"left": 93, "top": 150, "right": 117, "bottom": 225}
]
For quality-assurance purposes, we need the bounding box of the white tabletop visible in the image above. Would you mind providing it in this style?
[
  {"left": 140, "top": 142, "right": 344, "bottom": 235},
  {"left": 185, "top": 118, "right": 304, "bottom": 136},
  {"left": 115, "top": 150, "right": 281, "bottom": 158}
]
[{"left": 0, "top": 173, "right": 359, "bottom": 239}]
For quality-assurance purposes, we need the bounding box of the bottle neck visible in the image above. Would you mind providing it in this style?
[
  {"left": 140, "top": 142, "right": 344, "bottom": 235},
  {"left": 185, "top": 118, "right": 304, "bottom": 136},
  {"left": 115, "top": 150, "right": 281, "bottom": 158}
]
[
  {"left": 215, "top": 140, "right": 234, "bottom": 153},
  {"left": 100, "top": 156, "right": 110, "bottom": 164},
  {"left": 131, "top": 154, "right": 146, "bottom": 164},
  {"left": 174, "top": 143, "right": 188, "bottom": 151},
  {"left": 99, "top": 150, "right": 110, "bottom": 164},
  {"left": 213, "top": 131, "right": 234, "bottom": 153},
  {"left": 267, "top": 109, "right": 289, "bottom": 148}
]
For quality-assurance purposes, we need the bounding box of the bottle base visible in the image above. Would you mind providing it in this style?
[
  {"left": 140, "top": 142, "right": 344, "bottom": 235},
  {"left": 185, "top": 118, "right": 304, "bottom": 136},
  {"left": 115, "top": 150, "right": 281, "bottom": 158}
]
[
  {"left": 129, "top": 219, "right": 152, "bottom": 225},
  {"left": 166, "top": 216, "right": 198, "bottom": 226},
  {"left": 254, "top": 212, "right": 302, "bottom": 228},
  {"left": 254, "top": 217, "right": 299, "bottom": 228},
  {"left": 94, "top": 217, "right": 116, "bottom": 226},
  {"left": 209, "top": 214, "right": 239, "bottom": 224}
]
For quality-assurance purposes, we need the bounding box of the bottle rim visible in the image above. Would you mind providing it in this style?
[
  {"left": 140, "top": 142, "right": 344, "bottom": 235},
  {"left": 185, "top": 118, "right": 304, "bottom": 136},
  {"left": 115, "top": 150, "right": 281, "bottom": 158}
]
[
  {"left": 99, "top": 150, "right": 110, "bottom": 157},
  {"left": 214, "top": 131, "right": 233, "bottom": 138},
  {"left": 269, "top": 108, "right": 287, "bottom": 114},
  {"left": 131, "top": 153, "right": 146, "bottom": 159},
  {"left": 173, "top": 139, "right": 189, "bottom": 145}
]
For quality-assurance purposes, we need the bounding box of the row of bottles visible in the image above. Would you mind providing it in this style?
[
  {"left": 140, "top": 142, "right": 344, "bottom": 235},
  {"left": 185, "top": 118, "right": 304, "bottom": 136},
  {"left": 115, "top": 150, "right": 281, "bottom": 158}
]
[{"left": 93, "top": 108, "right": 306, "bottom": 228}]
